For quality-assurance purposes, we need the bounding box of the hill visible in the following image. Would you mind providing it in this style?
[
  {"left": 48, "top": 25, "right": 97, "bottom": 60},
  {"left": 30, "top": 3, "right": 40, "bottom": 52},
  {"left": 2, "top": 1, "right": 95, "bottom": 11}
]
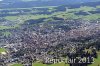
[{"left": 1, "top": 0, "right": 100, "bottom": 8}]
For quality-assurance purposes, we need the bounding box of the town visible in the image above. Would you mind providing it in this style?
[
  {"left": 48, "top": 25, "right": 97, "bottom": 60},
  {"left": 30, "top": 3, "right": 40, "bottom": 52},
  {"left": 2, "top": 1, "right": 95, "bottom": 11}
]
[{"left": 0, "top": 0, "right": 100, "bottom": 66}]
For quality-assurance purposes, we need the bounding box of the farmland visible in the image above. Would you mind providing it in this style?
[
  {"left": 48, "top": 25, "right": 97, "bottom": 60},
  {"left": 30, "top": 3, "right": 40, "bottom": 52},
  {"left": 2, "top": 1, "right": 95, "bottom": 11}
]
[{"left": 0, "top": 5, "right": 100, "bottom": 31}]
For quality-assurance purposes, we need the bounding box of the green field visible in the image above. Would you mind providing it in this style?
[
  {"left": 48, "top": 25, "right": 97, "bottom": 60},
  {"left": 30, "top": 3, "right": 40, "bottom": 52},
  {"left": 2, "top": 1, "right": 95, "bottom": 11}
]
[
  {"left": 11, "top": 63, "right": 23, "bottom": 66},
  {"left": 32, "top": 62, "right": 69, "bottom": 66},
  {"left": 0, "top": 48, "right": 6, "bottom": 53},
  {"left": 4, "top": 6, "right": 100, "bottom": 21},
  {"left": 5, "top": 14, "right": 51, "bottom": 20}
]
